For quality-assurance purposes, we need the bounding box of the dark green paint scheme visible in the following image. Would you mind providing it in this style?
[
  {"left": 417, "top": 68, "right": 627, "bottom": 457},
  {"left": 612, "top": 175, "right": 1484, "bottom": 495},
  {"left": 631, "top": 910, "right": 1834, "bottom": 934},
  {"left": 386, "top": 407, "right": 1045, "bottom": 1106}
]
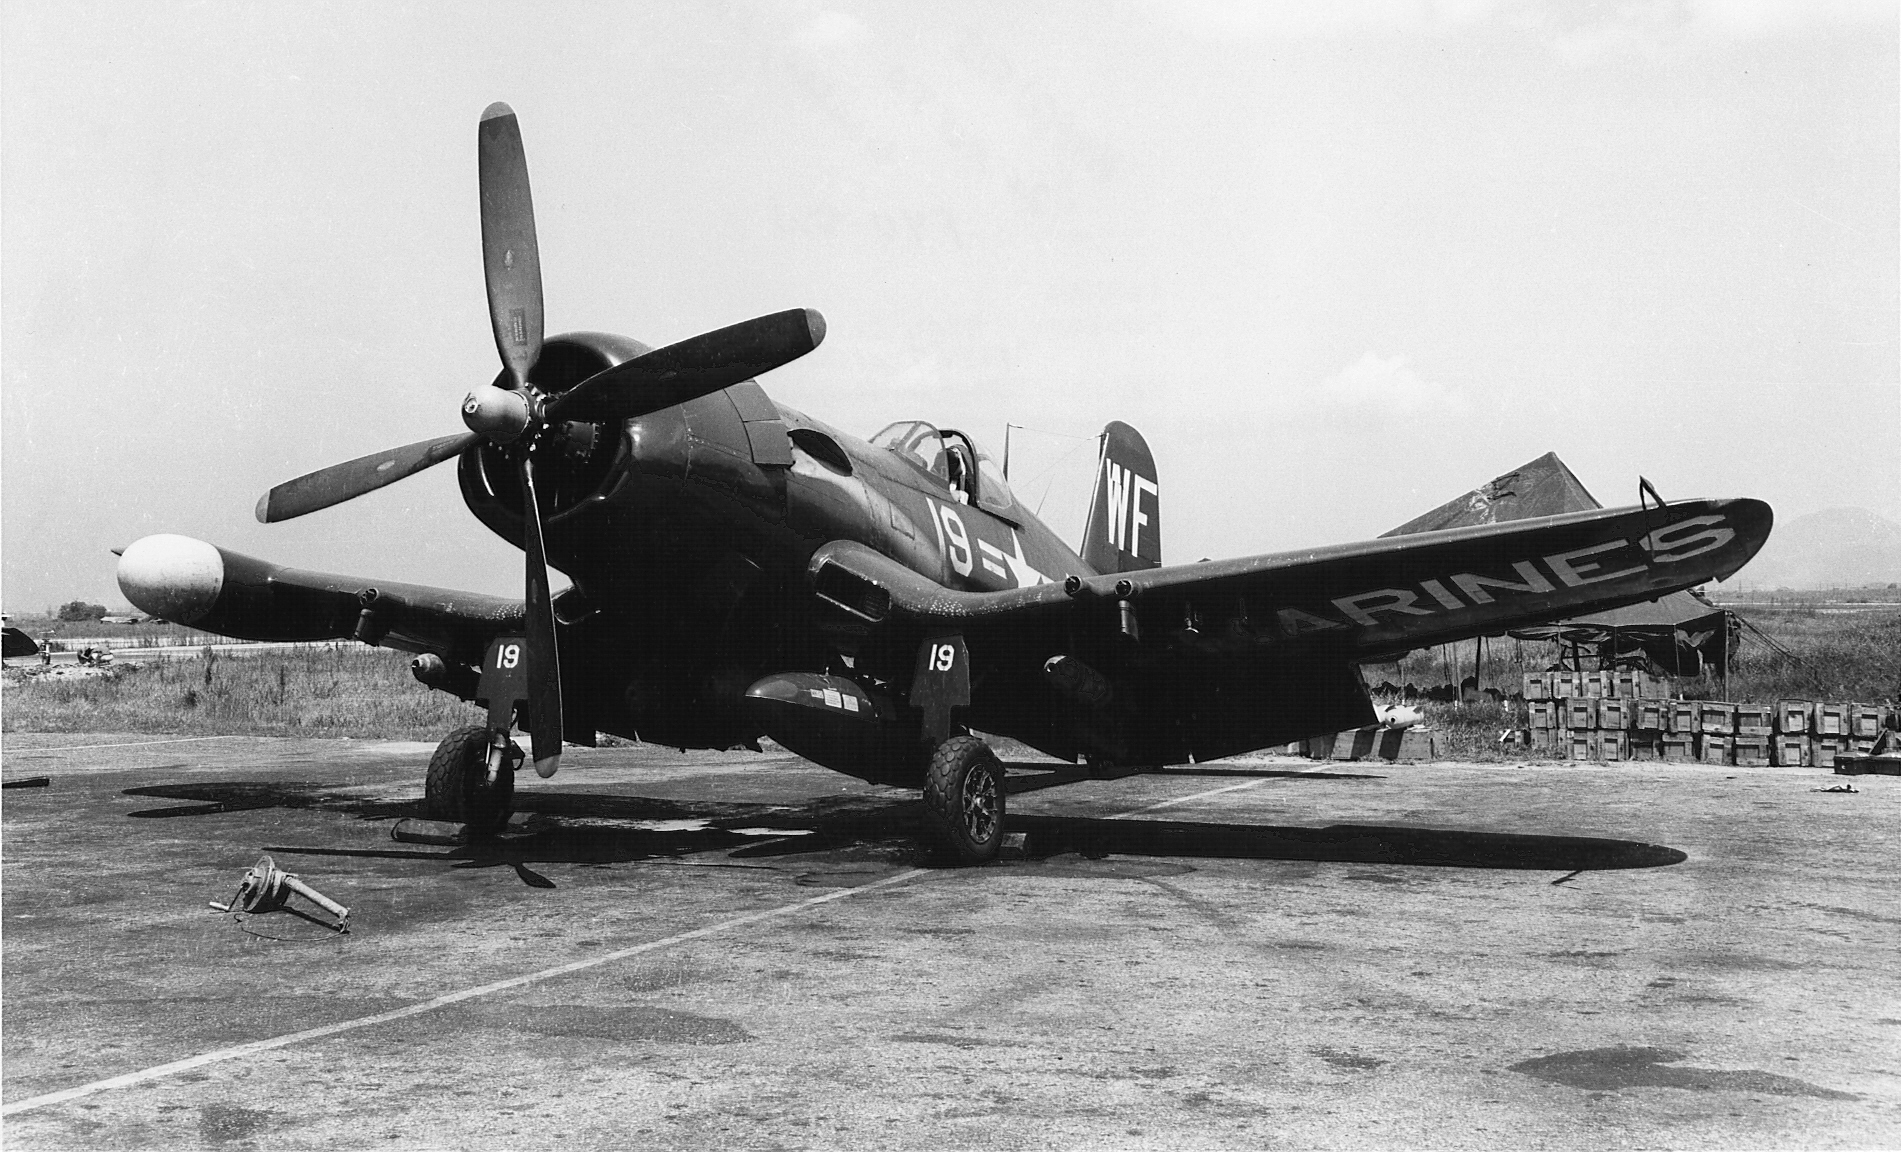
[
  {"left": 120, "top": 102, "right": 1774, "bottom": 791},
  {"left": 138, "top": 325, "right": 1772, "bottom": 784}
]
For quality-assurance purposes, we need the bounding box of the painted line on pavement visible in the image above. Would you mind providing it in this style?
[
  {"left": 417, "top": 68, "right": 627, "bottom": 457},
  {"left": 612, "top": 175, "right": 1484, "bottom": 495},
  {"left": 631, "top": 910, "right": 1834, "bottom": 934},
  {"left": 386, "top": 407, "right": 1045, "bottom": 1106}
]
[
  {"left": 1108, "top": 777, "right": 1267, "bottom": 817},
  {"left": 3, "top": 770, "right": 1280, "bottom": 1116},
  {"left": 1106, "top": 766, "right": 1346, "bottom": 819},
  {"left": 6, "top": 735, "right": 248, "bottom": 754},
  {"left": 1, "top": 868, "right": 931, "bottom": 1117}
]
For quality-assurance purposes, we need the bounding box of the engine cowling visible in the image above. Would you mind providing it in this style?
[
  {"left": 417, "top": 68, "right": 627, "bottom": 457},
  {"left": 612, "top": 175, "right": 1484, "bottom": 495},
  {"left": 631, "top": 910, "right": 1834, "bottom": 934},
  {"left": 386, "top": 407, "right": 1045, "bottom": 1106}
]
[{"left": 458, "top": 331, "right": 651, "bottom": 528}]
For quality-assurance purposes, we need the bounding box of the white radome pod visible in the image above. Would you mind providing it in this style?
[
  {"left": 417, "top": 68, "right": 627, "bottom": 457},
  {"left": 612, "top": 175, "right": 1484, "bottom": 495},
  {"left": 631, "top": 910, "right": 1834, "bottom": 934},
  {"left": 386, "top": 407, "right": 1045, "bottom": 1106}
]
[{"left": 117, "top": 534, "right": 225, "bottom": 624}]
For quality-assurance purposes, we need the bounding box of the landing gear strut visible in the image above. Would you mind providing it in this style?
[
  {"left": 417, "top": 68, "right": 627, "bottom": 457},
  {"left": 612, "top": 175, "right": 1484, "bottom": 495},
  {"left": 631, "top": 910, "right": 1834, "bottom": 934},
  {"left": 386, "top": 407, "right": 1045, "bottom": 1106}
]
[
  {"left": 921, "top": 734, "right": 1006, "bottom": 866},
  {"left": 424, "top": 725, "right": 519, "bottom": 835}
]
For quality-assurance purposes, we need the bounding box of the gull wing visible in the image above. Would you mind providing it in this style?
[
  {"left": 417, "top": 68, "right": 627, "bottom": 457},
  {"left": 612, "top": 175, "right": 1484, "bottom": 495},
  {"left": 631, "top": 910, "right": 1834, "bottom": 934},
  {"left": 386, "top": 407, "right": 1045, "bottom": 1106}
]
[
  {"left": 806, "top": 498, "right": 1771, "bottom": 761},
  {"left": 117, "top": 535, "right": 522, "bottom": 668}
]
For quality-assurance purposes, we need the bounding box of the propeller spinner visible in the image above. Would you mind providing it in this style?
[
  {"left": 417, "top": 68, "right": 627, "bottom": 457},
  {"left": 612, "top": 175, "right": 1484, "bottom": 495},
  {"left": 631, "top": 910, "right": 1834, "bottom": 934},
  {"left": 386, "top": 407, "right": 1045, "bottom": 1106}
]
[{"left": 254, "top": 102, "right": 827, "bottom": 780}]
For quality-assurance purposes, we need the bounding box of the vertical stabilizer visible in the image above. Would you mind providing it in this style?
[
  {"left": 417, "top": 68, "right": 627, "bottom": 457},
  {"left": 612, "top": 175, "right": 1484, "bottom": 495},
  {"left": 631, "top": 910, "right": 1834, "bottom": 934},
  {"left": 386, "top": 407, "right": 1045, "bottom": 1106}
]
[{"left": 1080, "top": 420, "right": 1161, "bottom": 574}]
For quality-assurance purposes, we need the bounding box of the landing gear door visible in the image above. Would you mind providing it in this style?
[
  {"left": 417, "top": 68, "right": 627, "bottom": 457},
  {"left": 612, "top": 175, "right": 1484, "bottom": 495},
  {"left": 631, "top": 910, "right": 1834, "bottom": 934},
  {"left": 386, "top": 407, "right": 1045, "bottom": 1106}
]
[
  {"left": 477, "top": 635, "right": 531, "bottom": 731},
  {"left": 911, "top": 634, "right": 970, "bottom": 741}
]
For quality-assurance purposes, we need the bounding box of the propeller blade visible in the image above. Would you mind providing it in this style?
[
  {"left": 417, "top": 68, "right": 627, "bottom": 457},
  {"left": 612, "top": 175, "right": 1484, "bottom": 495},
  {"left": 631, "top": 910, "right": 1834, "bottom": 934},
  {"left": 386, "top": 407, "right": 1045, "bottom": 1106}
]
[
  {"left": 479, "top": 102, "right": 544, "bottom": 391},
  {"left": 256, "top": 432, "right": 479, "bottom": 523},
  {"left": 519, "top": 454, "right": 564, "bottom": 777},
  {"left": 545, "top": 308, "right": 826, "bottom": 425}
]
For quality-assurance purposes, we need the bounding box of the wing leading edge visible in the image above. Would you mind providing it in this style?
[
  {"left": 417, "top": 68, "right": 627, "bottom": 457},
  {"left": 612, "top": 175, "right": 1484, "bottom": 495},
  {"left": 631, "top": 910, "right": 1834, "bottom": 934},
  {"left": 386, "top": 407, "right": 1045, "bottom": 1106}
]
[
  {"left": 808, "top": 498, "right": 1771, "bottom": 761},
  {"left": 117, "top": 534, "right": 522, "bottom": 668},
  {"left": 812, "top": 498, "right": 1770, "bottom": 659}
]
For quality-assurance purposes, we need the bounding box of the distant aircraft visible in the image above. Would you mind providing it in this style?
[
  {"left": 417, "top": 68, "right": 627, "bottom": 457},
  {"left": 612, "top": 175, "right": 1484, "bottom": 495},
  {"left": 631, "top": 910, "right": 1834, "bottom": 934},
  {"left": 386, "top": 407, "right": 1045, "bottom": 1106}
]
[{"left": 115, "top": 103, "right": 1773, "bottom": 863}]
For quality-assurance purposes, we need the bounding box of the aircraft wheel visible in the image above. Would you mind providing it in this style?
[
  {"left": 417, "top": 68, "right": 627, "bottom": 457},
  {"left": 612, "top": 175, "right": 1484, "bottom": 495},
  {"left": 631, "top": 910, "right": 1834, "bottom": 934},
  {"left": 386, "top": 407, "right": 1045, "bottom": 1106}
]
[
  {"left": 423, "top": 725, "right": 517, "bottom": 836},
  {"left": 921, "top": 735, "right": 1005, "bottom": 866}
]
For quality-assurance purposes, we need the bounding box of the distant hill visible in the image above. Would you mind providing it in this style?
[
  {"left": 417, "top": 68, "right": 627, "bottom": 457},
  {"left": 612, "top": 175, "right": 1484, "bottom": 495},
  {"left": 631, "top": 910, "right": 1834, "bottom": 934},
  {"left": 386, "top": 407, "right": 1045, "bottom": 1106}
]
[{"left": 1732, "top": 507, "right": 1901, "bottom": 589}]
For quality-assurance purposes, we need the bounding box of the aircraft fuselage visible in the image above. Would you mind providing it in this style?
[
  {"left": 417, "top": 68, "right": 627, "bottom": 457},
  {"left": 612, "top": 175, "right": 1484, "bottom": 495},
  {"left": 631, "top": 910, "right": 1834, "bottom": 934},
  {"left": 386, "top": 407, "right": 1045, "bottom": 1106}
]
[{"left": 454, "top": 365, "right": 1090, "bottom": 763}]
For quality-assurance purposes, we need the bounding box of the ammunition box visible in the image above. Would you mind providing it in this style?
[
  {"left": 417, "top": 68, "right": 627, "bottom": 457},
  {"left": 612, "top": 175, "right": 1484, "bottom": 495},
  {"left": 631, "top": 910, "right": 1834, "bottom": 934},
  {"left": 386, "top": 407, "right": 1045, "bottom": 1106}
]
[
  {"left": 1776, "top": 700, "right": 1812, "bottom": 735},
  {"left": 1698, "top": 702, "right": 1736, "bottom": 736},
  {"left": 1814, "top": 703, "right": 1847, "bottom": 736},
  {"left": 1632, "top": 699, "right": 1667, "bottom": 732},
  {"left": 1668, "top": 701, "right": 1699, "bottom": 734},
  {"left": 1734, "top": 705, "right": 1773, "bottom": 738},
  {"left": 1848, "top": 704, "right": 1886, "bottom": 739}
]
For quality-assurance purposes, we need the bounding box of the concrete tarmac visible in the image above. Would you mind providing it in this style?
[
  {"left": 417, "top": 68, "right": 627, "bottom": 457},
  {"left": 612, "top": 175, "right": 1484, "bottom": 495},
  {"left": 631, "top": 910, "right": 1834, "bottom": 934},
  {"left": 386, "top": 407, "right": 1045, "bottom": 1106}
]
[{"left": 2, "top": 734, "right": 1896, "bottom": 1149}]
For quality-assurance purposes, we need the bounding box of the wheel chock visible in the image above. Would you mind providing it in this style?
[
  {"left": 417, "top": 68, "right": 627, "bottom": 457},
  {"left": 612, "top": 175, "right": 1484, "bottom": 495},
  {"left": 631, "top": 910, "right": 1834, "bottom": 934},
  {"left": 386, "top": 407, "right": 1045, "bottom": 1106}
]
[{"left": 390, "top": 818, "right": 470, "bottom": 846}]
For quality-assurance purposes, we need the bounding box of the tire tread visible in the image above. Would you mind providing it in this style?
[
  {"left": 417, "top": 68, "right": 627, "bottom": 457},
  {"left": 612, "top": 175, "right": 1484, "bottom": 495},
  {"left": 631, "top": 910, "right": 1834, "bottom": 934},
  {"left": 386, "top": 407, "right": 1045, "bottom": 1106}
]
[
  {"left": 921, "top": 734, "right": 1004, "bottom": 866},
  {"left": 423, "top": 725, "right": 514, "bottom": 834}
]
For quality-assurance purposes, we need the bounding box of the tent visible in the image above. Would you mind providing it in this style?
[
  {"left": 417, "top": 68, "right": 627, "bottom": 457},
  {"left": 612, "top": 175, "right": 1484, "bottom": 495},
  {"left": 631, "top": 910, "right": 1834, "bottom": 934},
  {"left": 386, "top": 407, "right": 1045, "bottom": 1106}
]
[
  {"left": 1384, "top": 453, "right": 1736, "bottom": 674},
  {"left": 1381, "top": 451, "right": 1602, "bottom": 536}
]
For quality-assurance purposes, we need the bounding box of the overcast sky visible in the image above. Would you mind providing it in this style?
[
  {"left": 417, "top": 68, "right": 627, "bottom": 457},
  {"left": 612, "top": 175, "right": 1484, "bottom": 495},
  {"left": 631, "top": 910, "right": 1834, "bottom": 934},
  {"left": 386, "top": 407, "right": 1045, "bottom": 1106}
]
[{"left": 3, "top": 0, "right": 1895, "bottom": 612}]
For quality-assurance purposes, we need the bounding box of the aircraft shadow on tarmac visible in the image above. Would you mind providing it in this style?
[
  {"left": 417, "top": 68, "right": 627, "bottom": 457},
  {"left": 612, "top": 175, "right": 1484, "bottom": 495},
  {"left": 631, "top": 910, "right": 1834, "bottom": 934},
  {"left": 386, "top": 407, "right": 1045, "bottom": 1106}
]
[{"left": 120, "top": 773, "right": 1687, "bottom": 883}]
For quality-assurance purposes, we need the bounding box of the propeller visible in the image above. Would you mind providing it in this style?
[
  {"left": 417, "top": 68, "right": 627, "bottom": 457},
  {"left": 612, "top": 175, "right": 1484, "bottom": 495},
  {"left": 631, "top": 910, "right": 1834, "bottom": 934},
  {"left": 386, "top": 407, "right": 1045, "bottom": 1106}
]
[
  {"left": 252, "top": 101, "right": 826, "bottom": 780},
  {"left": 478, "top": 102, "right": 543, "bottom": 392},
  {"left": 519, "top": 454, "right": 563, "bottom": 776},
  {"left": 545, "top": 308, "right": 825, "bottom": 425},
  {"left": 256, "top": 432, "right": 479, "bottom": 524}
]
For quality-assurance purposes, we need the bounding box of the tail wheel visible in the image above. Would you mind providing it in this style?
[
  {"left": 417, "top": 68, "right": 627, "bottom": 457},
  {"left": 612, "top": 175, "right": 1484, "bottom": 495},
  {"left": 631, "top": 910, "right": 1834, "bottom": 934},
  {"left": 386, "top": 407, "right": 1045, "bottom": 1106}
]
[
  {"left": 424, "top": 725, "right": 518, "bottom": 835},
  {"left": 922, "top": 735, "right": 1005, "bottom": 866}
]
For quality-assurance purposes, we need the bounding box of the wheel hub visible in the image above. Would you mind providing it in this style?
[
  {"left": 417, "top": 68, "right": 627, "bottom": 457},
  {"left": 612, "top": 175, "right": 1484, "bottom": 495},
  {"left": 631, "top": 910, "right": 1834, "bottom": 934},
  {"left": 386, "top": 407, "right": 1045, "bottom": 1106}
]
[{"left": 960, "top": 765, "right": 1000, "bottom": 844}]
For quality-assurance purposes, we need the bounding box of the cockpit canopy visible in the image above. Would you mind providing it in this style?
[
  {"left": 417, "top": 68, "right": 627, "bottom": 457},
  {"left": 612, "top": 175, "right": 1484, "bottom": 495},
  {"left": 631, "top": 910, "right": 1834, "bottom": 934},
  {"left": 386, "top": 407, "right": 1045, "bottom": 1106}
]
[{"left": 869, "top": 421, "right": 1018, "bottom": 517}]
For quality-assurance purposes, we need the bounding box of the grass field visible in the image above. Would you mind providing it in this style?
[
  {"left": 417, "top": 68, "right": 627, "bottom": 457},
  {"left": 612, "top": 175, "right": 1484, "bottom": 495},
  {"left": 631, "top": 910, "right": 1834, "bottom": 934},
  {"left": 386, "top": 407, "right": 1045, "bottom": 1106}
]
[
  {"left": 5, "top": 608, "right": 1895, "bottom": 755},
  {"left": 1714, "top": 584, "right": 1901, "bottom": 606},
  {"left": 4, "top": 613, "right": 229, "bottom": 650},
  {"left": 2, "top": 644, "right": 482, "bottom": 740}
]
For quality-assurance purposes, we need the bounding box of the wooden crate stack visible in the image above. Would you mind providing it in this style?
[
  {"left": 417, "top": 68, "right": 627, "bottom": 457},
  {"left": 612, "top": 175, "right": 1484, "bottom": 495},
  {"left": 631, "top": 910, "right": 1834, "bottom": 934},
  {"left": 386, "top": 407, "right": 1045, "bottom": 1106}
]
[
  {"left": 1303, "top": 726, "right": 1439, "bottom": 762},
  {"left": 1797, "top": 701, "right": 1894, "bottom": 767},
  {"left": 1524, "top": 669, "right": 1667, "bottom": 762},
  {"left": 1521, "top": 672, "right": 1892, "bottom": 766}
]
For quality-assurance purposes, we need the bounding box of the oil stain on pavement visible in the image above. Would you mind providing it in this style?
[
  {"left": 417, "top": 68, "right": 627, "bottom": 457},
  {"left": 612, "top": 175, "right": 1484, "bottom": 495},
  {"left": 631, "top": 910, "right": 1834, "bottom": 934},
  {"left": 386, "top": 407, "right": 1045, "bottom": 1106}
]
[{"left": 1510, "top": 1046, "right": 1857, "bottom": 1099}]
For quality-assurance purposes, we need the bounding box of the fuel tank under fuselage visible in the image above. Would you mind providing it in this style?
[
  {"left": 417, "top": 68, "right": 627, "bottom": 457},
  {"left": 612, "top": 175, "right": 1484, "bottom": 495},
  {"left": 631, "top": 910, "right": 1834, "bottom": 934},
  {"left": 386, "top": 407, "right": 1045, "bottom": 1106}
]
[{"left": 455, "top": 332, "right": 1090, "bottom": 760}]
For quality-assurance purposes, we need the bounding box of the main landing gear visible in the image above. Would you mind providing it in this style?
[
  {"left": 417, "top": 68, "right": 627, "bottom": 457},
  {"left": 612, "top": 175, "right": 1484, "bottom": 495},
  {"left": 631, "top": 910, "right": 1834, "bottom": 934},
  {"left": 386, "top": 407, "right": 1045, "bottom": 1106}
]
[
  {"left": 921, "top": 734, "right": 1006, "bottom": 866},
  {"left": 424, "top": 725, "right": 520, "bottom": 836}
]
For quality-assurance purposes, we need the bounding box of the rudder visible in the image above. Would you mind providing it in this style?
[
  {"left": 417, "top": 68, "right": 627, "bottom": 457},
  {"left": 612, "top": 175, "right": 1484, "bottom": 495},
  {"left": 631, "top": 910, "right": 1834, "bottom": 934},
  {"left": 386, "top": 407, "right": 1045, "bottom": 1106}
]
[{"left": 1081, "top": 420, "right": 1161, "bottom": 573}]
